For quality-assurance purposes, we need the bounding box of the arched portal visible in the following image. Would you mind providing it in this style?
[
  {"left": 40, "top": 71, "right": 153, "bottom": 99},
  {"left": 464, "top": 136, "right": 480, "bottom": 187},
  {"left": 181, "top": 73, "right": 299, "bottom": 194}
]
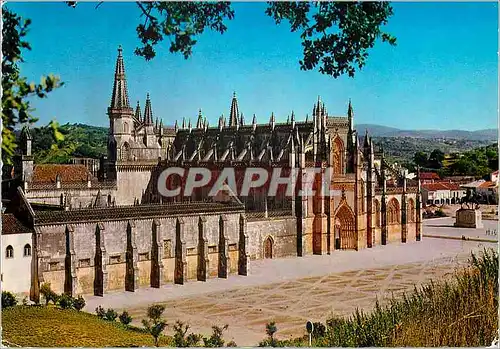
[
  {"left": 264, "top": 236, "right": 273, "bottom": 259},
  {"left": 335, "top": 204, "right": 356, "bottom": 250}
]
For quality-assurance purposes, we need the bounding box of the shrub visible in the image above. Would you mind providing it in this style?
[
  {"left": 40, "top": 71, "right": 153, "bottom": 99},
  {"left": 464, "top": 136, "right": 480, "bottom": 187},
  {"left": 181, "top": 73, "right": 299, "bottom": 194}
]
[
  {"left": 435, "top": 208, "right": 446, "bottom": 217},
  {"left": 312, "top": 322, "right": 326, "bottom": 338},
  {"left": 173, "top": 320, "right": 202, "bottom": 347},
  {"left": 40, "top": 283, "right": 58, "bottom": 305},
  {"left": 119, "top": 311, "right": 132, "bottom": 326},
  {"left": 104, "top": 308, "right": 118, "bottom": 322},
  {"left": 203, "top": 324, "right": 229, "bottom": 347},
  {"left": 2, "top": 291, "right": 17, "bottom": 308},
  {"left": 142, "top": 304, "right": 168, "bottom": 347},
  {"left": 95, "top": 305, "right": 106, "bottom": 319},
  {"left": 73, "top": 295, "right": 86, "bottom": 311},
  {"left": 226, "top": 340, "right": 237, "bottom": 347},
  {"left": 58, "top": 294, "right": 74, "bottom": 309}
]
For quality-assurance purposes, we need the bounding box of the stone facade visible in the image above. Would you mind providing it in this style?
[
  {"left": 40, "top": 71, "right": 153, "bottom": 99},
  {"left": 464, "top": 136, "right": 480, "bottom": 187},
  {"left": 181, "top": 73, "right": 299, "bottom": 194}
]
[{"left": 2, "top": 47, "right": 423, "bottom": 299}]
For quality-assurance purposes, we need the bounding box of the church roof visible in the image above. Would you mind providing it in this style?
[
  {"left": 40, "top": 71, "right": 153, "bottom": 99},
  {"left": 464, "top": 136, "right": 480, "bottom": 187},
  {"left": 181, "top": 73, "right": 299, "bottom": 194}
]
[
  {"left": 34, "top": 201, "right": 244, "bottom": 225},
  {"left": 32, "top": 164, "right": 93, "bottom": 184}
]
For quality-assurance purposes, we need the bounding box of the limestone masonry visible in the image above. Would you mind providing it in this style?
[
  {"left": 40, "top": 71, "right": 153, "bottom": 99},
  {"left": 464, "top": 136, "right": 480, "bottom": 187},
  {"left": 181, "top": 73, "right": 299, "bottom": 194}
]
[{"left": 2, "top": 47, "right": 422, "bottom": 301}]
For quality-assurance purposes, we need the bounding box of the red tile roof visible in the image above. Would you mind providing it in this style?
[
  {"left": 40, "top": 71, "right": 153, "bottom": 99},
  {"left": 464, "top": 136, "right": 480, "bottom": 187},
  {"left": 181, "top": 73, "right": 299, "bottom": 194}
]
[
  {"left": 2, "top": 214, "right": 33, "bottom": 235},
  {"left": 32, "top": 164, "right": 91, "bottom": 184},
  {"left": 420, "top": 172, "right": 440, "bottom": 180},
  {"left": 422, "top": 182, "right": 462, "bottom": 191},
  {"left": 478, "top": 181, "right": 497, "bottom": 189}
]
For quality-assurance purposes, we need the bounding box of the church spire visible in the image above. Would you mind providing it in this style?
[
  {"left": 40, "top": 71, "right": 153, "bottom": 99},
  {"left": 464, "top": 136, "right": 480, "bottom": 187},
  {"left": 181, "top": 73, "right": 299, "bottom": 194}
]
[
  {"left": 135, "top": 101, "right": 142, "bottom": 123},
  {"left": 229, "top": 92, "right": 239, "bottom": 127},
  {"left": 196, "top": 109, "right": 203, "bottom": 128},
  {"left": 110, "top": 45, "right": 131, "bottom": 109},
  {"left": 348, "top": 98, "right": 354, "bottom": 131},
  {"left": 143, "top": 93, "right": 153, "bottom": 125}
]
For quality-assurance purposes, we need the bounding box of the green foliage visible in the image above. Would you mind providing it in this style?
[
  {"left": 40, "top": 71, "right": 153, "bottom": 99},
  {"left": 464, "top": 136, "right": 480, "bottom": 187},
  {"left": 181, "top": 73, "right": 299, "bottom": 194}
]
[
  {"left": 104, "top": 308, "right": 118, "bottom": 322},
  {"left": 203, "top": 324, "right": 229, "bottom": 347},
  {"left": 282, "top": 248, "right": 498, "bottom": 347},
  {"left": 266, "top": 2, "right": 396, "bottom": 78},
  {"left": 172, "top": 320, "right": 202, "bottom": 347},
  {"left": 413, "top": 151, "right": 428, "bottom": 168},
  {"left": 435, "top": 208, "right": 446, "bottom": 217},
  {"left": 259, "top": 321, "right": 279, "bottom": 347},
  {"left": 57, "top": 294, "right": 74, "bottom": 310},
  {"left": 95, "top": 305, "right": 106, "bottom": 319},
  {"left": 119, "top": 311, "right": 133, "bottom": 326},
  {"left": 67, "top": 2, "right": 395, "bottom": 79},
  {"left": 40, "top": 283, "right": 58, "bottom": 306},
  {"left": 2, "top": 291, "right": 18, "bottom": 309},
  {"left": 2, "top": 8, "right": 63, "bottom": 165},
  {"left": 73, "top": 295, "right": 86, "bottom": 311},
  {"left": 31, "top": 122, "right": 107, "bottom": 163},
  {"left": 142, "top": 304, "right": 168, "bottom": 347}
]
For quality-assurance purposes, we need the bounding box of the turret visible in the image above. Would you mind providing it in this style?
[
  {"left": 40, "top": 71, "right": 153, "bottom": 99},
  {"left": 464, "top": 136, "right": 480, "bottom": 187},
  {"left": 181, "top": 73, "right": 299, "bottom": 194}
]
[
  {"left": 196, "top": 109, "right": 203, "bottom": 129},
  {"left": 107, "top": 46, "right": 134, "bottom": 162},
  {"left": 229, "top": 92, "right": 239, "bottom": 127}
]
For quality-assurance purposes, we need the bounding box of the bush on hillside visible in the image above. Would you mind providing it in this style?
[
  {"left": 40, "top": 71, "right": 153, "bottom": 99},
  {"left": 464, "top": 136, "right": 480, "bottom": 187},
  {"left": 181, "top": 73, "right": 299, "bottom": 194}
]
[{"left": 2, "top": 291, "right": 17, "bottom": 308}]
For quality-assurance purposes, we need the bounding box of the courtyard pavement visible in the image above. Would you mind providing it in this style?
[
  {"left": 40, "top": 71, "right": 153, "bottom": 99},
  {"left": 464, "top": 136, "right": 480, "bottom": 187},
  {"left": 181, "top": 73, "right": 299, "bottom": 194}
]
[
  {"left": 423, "top": 217, "right": 498, "bottom": 242},
  {"left": 83, "top": 232, "right": 495, "bottom": 346}
]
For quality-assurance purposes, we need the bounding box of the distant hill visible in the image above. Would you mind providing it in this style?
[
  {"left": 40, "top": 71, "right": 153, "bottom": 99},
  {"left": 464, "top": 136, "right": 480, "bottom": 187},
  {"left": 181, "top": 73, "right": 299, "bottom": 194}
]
[{"left": 356, "top": 124, "right": 497, "bottom": 141}]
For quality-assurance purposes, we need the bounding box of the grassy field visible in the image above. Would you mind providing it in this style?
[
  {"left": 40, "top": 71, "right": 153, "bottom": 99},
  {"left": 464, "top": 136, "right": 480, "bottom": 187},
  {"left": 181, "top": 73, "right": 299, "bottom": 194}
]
[{"left": 2, "top": 305, "right": 172, "bottom": 347}]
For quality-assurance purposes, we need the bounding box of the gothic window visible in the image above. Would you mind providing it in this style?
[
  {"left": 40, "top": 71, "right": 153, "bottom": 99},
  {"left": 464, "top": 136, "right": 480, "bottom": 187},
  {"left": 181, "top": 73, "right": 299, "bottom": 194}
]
[
  {"left": 164, "top": 240, "right": 172, "bottom": 258},
  {"left": 408, "top": 198, "right": 415, "bottom": 222},
  {"left": 121, "top": 142, "right": 130, "bottom": 161},
  {"left": 388, "top": 198, "right": 400, "bottom": 224},
  {"left": 124, "top": 122, "right": 129, "bottom": 133},
  {"left": 6, "top": 245, "right": 13, "bottom": 258},
  {"left": 333, "top": 137, "right": 344, "bottom": 175},
  {"left": 24, "top": 244, "right": 31, "bottom": 257}
]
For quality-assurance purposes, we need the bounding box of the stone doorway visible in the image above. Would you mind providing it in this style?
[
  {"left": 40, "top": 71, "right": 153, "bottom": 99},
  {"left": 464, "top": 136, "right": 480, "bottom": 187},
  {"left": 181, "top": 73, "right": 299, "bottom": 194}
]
[
  {"left": 264, "top": 237, "right": 273, "bottom": 259},
  {"left": 335, "top": 205, "right": 356, "bottom": 250}
]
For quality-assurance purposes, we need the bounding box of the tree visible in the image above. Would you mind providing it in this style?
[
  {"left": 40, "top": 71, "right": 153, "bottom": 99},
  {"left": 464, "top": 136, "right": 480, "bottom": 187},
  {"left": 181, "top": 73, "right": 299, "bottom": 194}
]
[
  {"left": 428, "top": 149, "right": 445, "bottom": 169},
  {"left": 66, "top": 2, "right": 396, "bottom": 79},
  {"left": 172, "top": 320, "right": 202, "bottom": 347},
  {"left": 413, "top": 151, "right": 428, "bottom": 168},
  {"left": 203, "top": 324, "right": 229, "bottom": 347},
  {"left": 142, "top": 304, "right": 168, "bottom": 347},
  {"left": 2, "top": 8, "right": 63, "bottom": 165}
]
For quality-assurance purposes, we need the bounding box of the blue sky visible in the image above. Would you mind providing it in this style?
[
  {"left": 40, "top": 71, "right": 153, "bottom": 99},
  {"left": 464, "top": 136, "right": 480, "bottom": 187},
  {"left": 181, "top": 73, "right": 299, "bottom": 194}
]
[{"left": 6, "top": 1, "right": 499, "bottom": 131}]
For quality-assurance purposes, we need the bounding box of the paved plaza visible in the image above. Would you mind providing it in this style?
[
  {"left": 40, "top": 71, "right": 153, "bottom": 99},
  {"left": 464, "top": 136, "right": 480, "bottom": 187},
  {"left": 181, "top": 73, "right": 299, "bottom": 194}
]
[
  {"left": 84, "top": 220, "right": 496, "bottom": 346},
  {"left": 423, "top": 217, "right": 498, "bottom": 242}
]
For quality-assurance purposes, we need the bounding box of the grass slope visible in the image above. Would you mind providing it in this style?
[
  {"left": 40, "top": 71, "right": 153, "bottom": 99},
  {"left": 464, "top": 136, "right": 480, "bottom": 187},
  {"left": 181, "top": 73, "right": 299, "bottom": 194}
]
[{"left": 2, "top": 306, "right": 172, "bottom": 347}]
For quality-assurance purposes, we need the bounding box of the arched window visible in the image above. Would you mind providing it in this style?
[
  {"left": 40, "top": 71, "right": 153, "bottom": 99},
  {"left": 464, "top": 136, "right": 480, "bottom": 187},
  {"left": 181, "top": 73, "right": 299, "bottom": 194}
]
[
  {"left": 123, "top": 122, "right": 129, "bottom": 133},
  {"left": 24, "top": 244, "right": 31, "bottom": 257},
  {"left": 408, "top": 199, "right": 415, "bottom": 222},
  {"left": 332, "top": 137, "right": 345, "bottom": 175},
  {"left": 121, "top": 142, "right": 130, "bottom": 161},
  {"left": 6, "top": 245, "right": 14, "bottom": 258},
  {"left": 388, "top": 198, "right": 400, "bottom": 224}
]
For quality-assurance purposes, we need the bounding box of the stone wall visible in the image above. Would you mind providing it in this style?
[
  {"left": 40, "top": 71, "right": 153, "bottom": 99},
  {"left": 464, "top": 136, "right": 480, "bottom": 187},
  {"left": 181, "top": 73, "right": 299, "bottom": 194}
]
[
  {"left": 247, "top": 217, "right": 297, "bottom": 260},
  {"left": 35, "top": 211, "right": 245, "bottom": 296}
]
